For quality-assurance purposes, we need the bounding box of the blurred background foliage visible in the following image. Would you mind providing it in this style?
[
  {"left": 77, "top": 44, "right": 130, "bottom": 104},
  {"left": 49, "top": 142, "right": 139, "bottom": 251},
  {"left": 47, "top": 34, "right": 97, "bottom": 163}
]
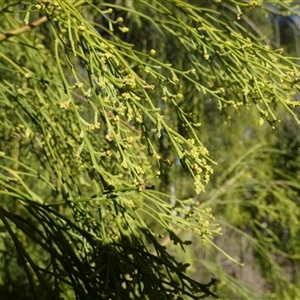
[{"left": 0, "top": 0, "right": 300, "bottom": 299}]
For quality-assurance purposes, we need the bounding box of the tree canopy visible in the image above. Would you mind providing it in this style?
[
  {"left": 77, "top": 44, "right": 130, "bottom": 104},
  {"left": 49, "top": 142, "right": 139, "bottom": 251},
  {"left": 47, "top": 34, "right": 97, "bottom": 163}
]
[{"left": 0, "top": 0, "right": 300, "bottom": 299}]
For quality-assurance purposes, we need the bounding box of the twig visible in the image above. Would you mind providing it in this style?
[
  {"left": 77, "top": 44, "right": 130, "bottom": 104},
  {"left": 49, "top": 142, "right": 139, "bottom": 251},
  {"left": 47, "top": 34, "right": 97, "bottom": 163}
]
[{"left": 0, "top": 16, "right": 48, "bottom": 42}]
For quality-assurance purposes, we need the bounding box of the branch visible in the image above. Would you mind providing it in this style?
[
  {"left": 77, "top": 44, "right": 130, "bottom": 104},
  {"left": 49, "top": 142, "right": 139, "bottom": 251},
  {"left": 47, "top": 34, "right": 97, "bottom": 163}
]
[
  {"left": 0, "top": 16, "right": 48, "bottom": 42},
  {"left": 221, "top": 2, "right": 272, "bottom": 45}
]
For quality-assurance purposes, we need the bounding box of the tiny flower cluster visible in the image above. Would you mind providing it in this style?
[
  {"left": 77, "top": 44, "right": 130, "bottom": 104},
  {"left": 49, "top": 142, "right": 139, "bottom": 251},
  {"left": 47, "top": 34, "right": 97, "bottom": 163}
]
[{"left": 186, "top": 145, "right": 213, "bottom": 194}]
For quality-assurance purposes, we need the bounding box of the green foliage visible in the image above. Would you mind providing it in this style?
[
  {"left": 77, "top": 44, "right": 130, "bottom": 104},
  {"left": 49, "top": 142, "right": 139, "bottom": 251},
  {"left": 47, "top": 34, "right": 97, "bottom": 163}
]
[{"left": 0, "top": 0, "right": 300, "bottom": 299}]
